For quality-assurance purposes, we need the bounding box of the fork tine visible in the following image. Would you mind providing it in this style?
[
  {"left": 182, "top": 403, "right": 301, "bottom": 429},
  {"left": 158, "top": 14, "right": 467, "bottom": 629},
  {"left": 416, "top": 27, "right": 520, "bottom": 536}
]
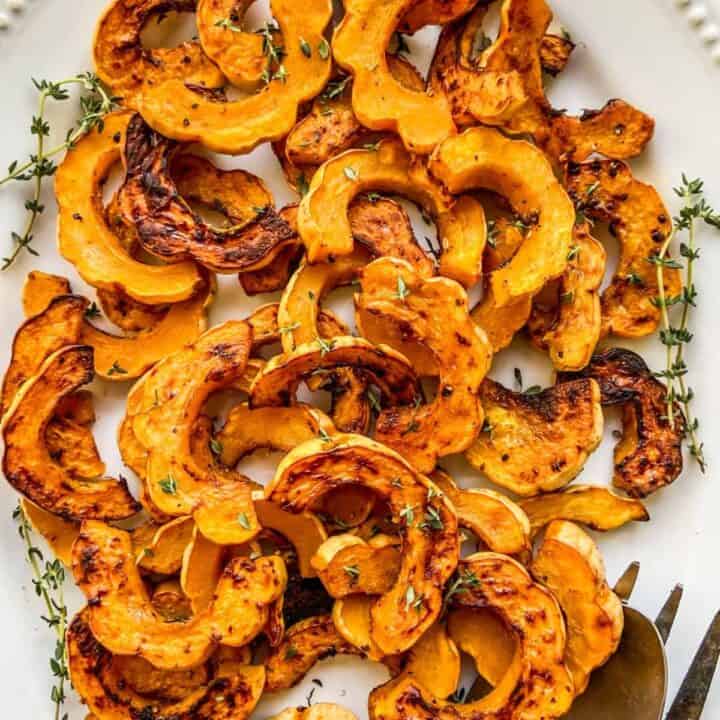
[
  {"left": 614, "top": 561, "right": 640, "bottom": 601},
  {"left": 655, "top": 584, "right": 684, "bottom": 645},
  {"left": 665, "top": 610, "right": 720, "bottom": 720}
]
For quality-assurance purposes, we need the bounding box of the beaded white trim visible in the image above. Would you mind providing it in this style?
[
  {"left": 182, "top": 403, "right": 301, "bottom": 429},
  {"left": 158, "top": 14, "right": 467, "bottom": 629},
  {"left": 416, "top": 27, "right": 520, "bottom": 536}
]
[{"left": 673, "top": 0, "right": 720, "bottom": 63}]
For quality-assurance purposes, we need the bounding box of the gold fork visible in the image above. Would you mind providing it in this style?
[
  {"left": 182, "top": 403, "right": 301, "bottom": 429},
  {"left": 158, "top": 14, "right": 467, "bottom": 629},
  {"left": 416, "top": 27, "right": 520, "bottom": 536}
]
[{"left": 467, "top": 562, "right": 720, "bottom": 719}]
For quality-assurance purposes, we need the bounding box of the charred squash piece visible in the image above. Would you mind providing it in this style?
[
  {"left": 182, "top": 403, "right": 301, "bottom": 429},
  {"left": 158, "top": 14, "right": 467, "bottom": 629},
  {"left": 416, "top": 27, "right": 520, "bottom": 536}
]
[
  {"left": 559, "top": 348, "right": 684, "bottom": 497},
  {"left": 1, "top": 294, "right": 86, "bottom": 416},
  {"left": 249, "top": 337, "right": 420, "bottom": 411},
  {"left": 151, "top": 579, "right": 193, "bottom": 622},
  {"left": 93, "top": 0, "right": 224, "bottom": 105},
  {"left": 298, "top": 139, "right": 485, "bottom": 286},
  {"left": 431, "top": 1, "right": 654, "bottom": 162},
  {"left": 73, "top": 520, "right": 287, "bottom": 670},
  {"left": 430, "top": 126, "right": 575, "bottom": 306},
  {"left": 358, "top": 258, "right": 493, "bottom": 472},
  {"left": 96, "top": 287, "right": 169, "bottom": 333},
  {"left": 240, "top": 244, "right": 304, "bottom": 295},
  {"left": 369, "top": 552, "right": 573, "bottom": 720},
  {"left": 531, "top": 521, "right": 623, "bottom": 694},
  {"left": 527, "top": 222, "right": 606, "bottom": 371},
  {"left": 2, "top": 346, "right": 139, "bottom": 520},
  {"left": 431, "top": 470, "right": 530, "bottom": 556},
  {"left": 284, "top": 56, "right": 425, "bottom": 168},
  {"left": 311, "top": 534, "right": 401, "bottom": 598},
  {"left": 333, "top": 0, "right": 455, "bottom": 154},
  {"left": 130, "top": 321, "right": 259, "bottom": 543},
  {"left": 265, "top": 614, "right": 363, "bottom": 690},
  {"left": 118, "top": 117, "right": 296, "bottom": 272},
  {"left": 267, "top": 435, "right": 459, "bottom": 656},
  {"left": 136, "top": 0, "right": 333, "bottom": 154},
  {"left": 68, "top": 610, "right": 266, "bottom": 720},
  {"left": 465, "top": 379, "right": 603, "bottom": 497},
  {"left": 519, "top": 485, "right": 649, "bottom": 536},
  {"left": 56, "top": 111, "right": 202, "bottom": 304},
  {"left": 564, "top": 160, "right": 682, "bottom": 338}
]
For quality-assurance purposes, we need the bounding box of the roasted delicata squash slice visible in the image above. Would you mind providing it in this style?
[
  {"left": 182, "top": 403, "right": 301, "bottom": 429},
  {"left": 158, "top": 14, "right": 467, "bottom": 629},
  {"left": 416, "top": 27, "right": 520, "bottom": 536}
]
[
  {"left": 431, "top": 0, "right": 654, "bottom": 162},
  {"left": 527, "top": 222, "right": 606, "bottom": 372},
  {"left": 519, "top": 485, "right": 649, "bottom": 536},
  {"left": 2, "top": 346, "right": 139, "bottom": 520},
  {"left": 400, "top": 0, "right": 478, "bottom": 33},
  {"left": 357, "top": 258, "right": 493, "bottom": 472},
  {"left": 565, "top": 160, "right": 683, "bottom": 338},
  {"left": 270, "top": 705, "right": 359, "bottom": 720},
  {"left": 333, "top": 0, "right": 455, "bottom": 154},
  {"left": 297, "top": 138, "right": 485, "bottom": 286},
  {"left": 93, "top": 0, "right": 224, "bottom": 105},
  {"left": 284, "top": 57, "right": 424, "bottom": 169},
  {"left": 559, "top": 348, "right": 684, "bottom": 497},
  {"left": 73, "top": 520, "right": 287, "bottom": 670},
  {"left": 265, "top": 614, "right": 363, "bottom": 690},
  {"left": 130, "top": 321, "right": 259, "bottom": 544},
  {"left": 196, "top": 0, "right": 267, "bottom": 91},
  {"left": 267, "top": 435, "right": 459, "bottom": 656},
  {"left": 96, "top": 286, "right": 169, "bottom": 333},
  {"left": 68, "top": 610, "right": 266, "bottom": 720},
  {"left": 57, "top": 111, "right": 203, "bottom": 304},
  {"left": 369, "top": 552, "right": 574, "bottom": 720},
  {"left": 431, "top": 470, "right": 530, "bottom": 556},
  {"left": 1, "top": 294, "right": 87, "bottom": 416},
  {"left": 430, "top": 127, "right": 575, "bottom": 306},
  {"left": 311, "top": 534, "right": 401, "bottom": 598},
  {"left": 465, "top": 379, "right": 603, "bottom": 496},
  {"left": 152, "top": 579, "right": 193, "bottom": 621},
  {"left": 249, "top": 336, "right": 420, "bottom": 410},
  {"left": 531, "top": 521, "right": 623, "bottom": 694},
  {"left": 135, "top": 516, "right": 194, "bottom": 575},
  {"left": 22, "top": 270, "right": 72, "bottom": 317},
  {"left": 118, "top": 116, "right": 297, "bottom": 272},
  {"left": 136, "top": 0, "right": 332, "bottom": 154}
]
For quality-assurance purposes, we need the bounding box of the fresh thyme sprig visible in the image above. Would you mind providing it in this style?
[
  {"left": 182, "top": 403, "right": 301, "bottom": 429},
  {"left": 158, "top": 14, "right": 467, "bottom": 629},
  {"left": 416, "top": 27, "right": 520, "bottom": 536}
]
[
  {"left": 13, "top": 505, "right": 69, "bottom": 720},
  {"left": 652, "top": 174, "right": 720, "bottom": 472},
  {"left": 1, "top": 72, "right": 117, "bottom": 270},
  {"left": 257, "top": 22, "right": 287, "bottom": 85}
]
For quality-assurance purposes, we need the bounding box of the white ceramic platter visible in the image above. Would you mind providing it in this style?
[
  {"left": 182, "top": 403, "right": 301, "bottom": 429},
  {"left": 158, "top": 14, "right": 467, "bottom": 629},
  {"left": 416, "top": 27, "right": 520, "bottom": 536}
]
[{"left": 1, "top": 0, "right": 720, "bottom": 717}]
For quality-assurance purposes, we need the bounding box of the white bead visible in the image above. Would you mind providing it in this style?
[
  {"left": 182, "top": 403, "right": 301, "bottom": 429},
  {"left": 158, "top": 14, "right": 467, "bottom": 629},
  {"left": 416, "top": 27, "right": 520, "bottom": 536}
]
[
  {"left": 689, "top": 5, "right": 708, "bottom": 26},
  {"left": 0, "top": 12, "right": 10, "bottom": 28},
  {"left": 6, "top": 0, "right": 25, "bottom": 11},
  {"left": 701, "top": 23, "right": 720, "bottom": 43}
]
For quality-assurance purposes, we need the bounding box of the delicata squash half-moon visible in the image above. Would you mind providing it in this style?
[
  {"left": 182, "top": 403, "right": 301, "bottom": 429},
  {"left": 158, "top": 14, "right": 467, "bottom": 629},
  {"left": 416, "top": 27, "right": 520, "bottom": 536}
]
[
  {"left": 400, "top": 0, "right": 478, "bottom": 33},
  {"left": 68, "top": 610, "right": 267, "bottom": 720},
  {"left": 559, "top": 348, "right": 684, "bottom": 498},
  {"left": 519, "top": 486, "right": 649, "bottom": 536},
  {"left": 297, "top": 138, "right": 486, "bottom": 287},
  {"left": 465, "top": 379, "right": 604, "bottom": 497},
  {"left": 118, "top": 116, "right": 297, "bottom": 273},
  {"left": 430, "top": 127, "right": 575, "bottom": 306},
  {"left": 267, "top": 434, "right": 459, "bottom": 656},
  {"left": 369, "top": 552, "right": 574, "bottom": 720},
  {"left": 249, "top": 336, "right": 420, "bottom": 410},
  {"left": 531, "top": 521, "right": 623, "bottom": 695},
  {"left": 73, "top": 520, "right": 287, "bottom": 670},
  {"left": 2, "top": 346, "right": 139, "bottom": 520},
  {"left": 136, "top": 0, "right": 333, "bottom": 154},
  {"left": 430, "top": 470, "right": 530, "bottom": 556},
  {"left": 332, "top": 0, "right": 455, "bottom": 154},
  {"left": 130, "top": 321, "right": 259, "bottom": 544},
  {"left": 527, "top": 222, "right": 606, "bottom": 372},
  {"left": 357, "top": 258, "right": 493, "bottom": 473},
  {"left": 564, "top": 160, "right": 682, "bottom": 338},
  {"left": 56, "top": 111, "right": 203, "bottom": 305},
  {"left": 93, "top": 0, "right": 224, "bottom": 105}
]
